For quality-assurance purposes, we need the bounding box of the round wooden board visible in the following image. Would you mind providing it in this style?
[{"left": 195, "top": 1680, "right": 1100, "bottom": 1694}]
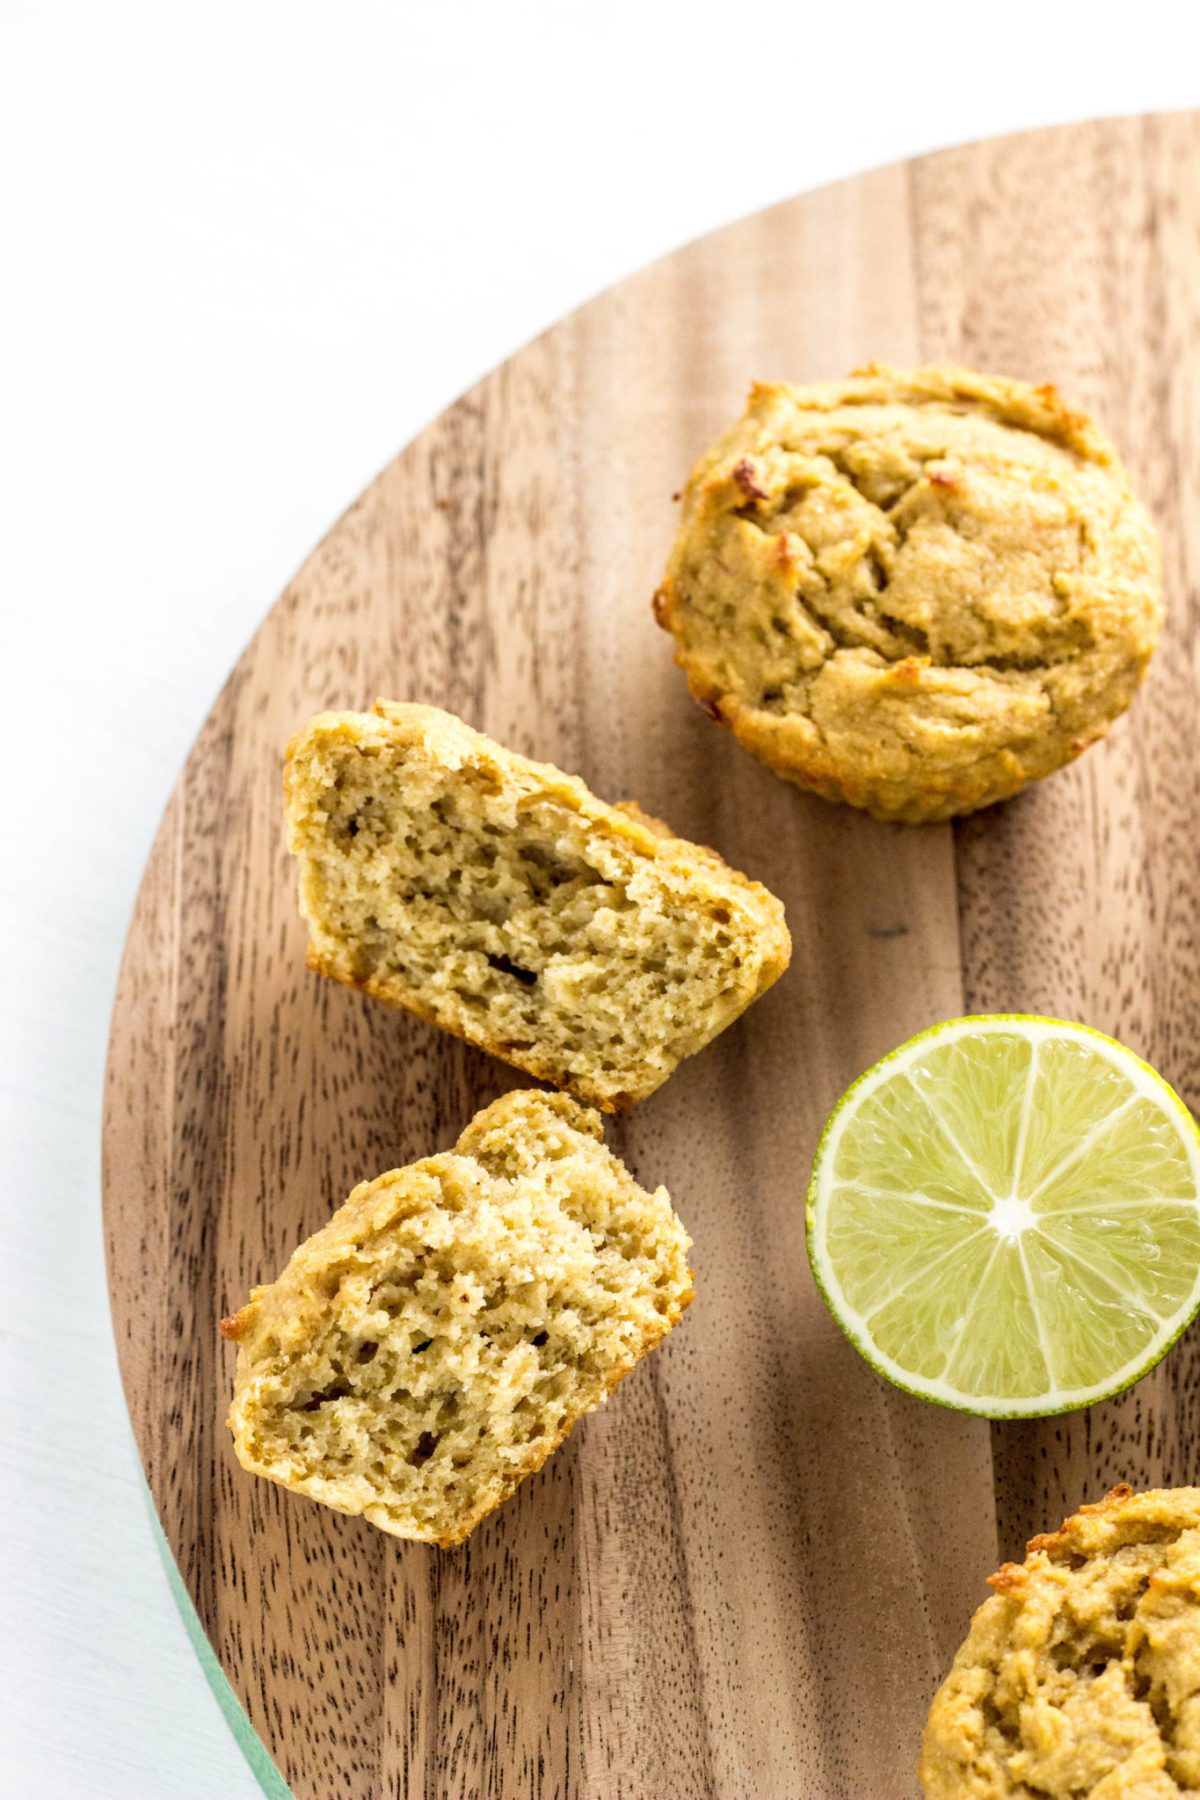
[{"left": 104, "top": 113, "right": 1200, "bottom": 1799}]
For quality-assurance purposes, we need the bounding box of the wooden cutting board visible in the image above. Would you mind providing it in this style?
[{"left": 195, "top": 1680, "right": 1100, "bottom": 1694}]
[{"left": 103, "top": 113, "right": 1200, "bottom": 1799}]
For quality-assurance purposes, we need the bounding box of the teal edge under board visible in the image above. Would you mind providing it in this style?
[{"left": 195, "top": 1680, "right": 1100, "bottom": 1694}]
[{"left": 143, "top": 1481, "right": 296, "bottom": 1800}]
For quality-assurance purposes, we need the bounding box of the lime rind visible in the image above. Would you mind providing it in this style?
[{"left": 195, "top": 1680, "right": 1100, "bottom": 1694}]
[{"left": 805, "top": 1016, "right": 1200, "bottom": 1419}]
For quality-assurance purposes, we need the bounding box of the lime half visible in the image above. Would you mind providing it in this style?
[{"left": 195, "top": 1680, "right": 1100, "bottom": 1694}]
[{"left": 805, "top": 1017, "right": 1200, "bottom": 1418}]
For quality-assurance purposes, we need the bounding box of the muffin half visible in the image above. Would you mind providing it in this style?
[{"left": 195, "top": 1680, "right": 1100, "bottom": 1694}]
[
  {"left": 285, "top": 701, "right": 790, "bottom": 1109},
  {"left": 221, "top": 1090, "right": 693, "bottom": 1546}
]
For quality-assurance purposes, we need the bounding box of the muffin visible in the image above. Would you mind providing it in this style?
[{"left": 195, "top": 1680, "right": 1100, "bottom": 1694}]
[
  {"left": 221, "top": 1089, "right": 693, "bottom": 1546},
  {"left": 654, "top": 364, "right": 1162, "bottom": 823},
  {"left": 285, "top": 701, "right": 790, "bottom": 1110},
  {"left": 921, "top": 1485, "right": 1200, "bottom": 1797}
]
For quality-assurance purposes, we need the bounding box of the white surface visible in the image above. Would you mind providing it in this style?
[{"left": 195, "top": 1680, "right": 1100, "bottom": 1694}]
[{"left": 1, "top": 4, "right": 1195, "bottom": 1793}]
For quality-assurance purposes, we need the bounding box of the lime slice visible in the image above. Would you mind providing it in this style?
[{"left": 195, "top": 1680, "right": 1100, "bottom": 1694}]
[{"left": 805, "top": 1017, "right": 1200, "bottom": 1418}]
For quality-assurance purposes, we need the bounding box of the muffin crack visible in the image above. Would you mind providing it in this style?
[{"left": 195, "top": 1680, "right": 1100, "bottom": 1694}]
[{"left": 821, "top": 445, "right": 928, "bottom": 519}]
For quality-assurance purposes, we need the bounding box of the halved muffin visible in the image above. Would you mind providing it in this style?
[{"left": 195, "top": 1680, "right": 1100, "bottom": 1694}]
[
  {"left": 221, "top": 1090, "right": 693, "bottom": 1546},
  {"left": 285, "top": 701, "right": 790, "bottom": 1109}
]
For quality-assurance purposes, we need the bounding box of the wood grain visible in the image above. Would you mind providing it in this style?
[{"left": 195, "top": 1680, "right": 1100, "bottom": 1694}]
[
  {"left": 910, "top": 113, "right": 1200, "bottom": 1560},
  {"left": 103, "top": 114, "right": 1200, "bottom": 1797}
]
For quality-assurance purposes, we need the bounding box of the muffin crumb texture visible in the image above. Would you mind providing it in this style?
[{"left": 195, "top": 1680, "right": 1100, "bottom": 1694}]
[
  {"left": 921, "top": 1485, "right": 1200, "bottom": 1798},
  {"left": 655, "top": 364, "right": 1163, "bottom": 822},
  {"left": 223, "top": 1089, "right": 693, "bottom": 1546},
  {"left": 284, "top": 700, "right": 790, "bottom": 1109}
]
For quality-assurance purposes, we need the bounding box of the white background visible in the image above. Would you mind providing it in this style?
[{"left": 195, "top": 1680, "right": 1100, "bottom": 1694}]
[{"left": 2, "top": 4, "right": 1195, "bottom": 1794}]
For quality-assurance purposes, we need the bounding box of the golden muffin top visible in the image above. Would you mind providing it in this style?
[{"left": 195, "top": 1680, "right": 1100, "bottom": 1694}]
[
  {"left": 655, "top": 364, "right": 1162, "bottom": 822},
  {"left": 921, "top": 1485, "right": 1200, "bottom": 1798}
]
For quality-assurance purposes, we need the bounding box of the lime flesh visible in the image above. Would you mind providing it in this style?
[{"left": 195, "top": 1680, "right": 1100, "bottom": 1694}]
[{"left": 805, "top": 1017, "right": 1200, "bottom": 1418}]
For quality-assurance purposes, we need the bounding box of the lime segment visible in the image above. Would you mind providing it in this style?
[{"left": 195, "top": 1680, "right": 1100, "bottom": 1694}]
[{"left": 806, "top": 1017, "right": 1200, "bottom": 1418}]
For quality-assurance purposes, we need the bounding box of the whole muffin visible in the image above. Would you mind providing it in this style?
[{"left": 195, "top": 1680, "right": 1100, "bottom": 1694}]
[
  {"left": 921, "top": 1485, "right": 1200, "bottom": 1798},
  {"left": 654, "top": 365, "right": 1163, "bottom": 823}
]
